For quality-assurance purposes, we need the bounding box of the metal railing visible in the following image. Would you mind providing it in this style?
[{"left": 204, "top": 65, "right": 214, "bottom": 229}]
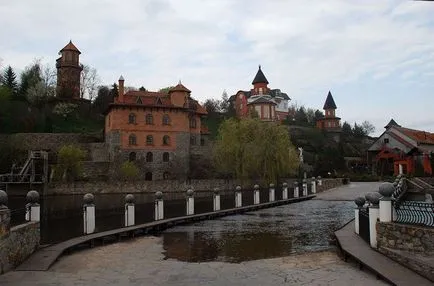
[{"left": 395, "top": 201, "right": 434, "bottom": 227}]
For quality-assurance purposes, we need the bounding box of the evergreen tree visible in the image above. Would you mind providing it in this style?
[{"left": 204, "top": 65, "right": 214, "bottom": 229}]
[
  {"left": 352, "top": 122, "right": 365, "bottom": 137},
  {"left": 342, "top": 121, "right": 352, "bottom": 135},
  {"left": 139, "top": 86, "right": 146, "bottom": 91},
  {"left": 2, "top": 66, "right": 18, "bottom": 94}
]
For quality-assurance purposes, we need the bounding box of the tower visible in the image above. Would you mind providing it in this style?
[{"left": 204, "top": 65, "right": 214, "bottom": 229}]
[
  {"left": 56, "top": 41, "right": 83, "bottom": 99},
  {"left": 252, "top": 65, "right": 269, "bottom": 95},
  {"left": 316, "top": 91, "right": 341, "bottom": 130}
]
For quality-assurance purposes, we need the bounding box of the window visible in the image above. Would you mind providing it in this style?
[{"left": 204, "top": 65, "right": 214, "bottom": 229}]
[
  {"left": 259, "top": 87, "right": 263, "bottom": 95},
  {"left": 146, "top": 114, "right": 153, "bottom": 125},
  {"left": 128, "top": 113, "right": 136, "bottom": 124},
  {"left": 163, "top": 152, "right": 170, "bottom": 162},
  {"left": 128, "top": 134, "right": 137, "bottom": 145},
  {"left": 190, "top": 135, "right": 196, "bottom": 145},
  {"left": 163, "top": 172, "right": 170, "bottom": 180},
  {"left": 162, "top": 114, "right": 170, "bottom": 125},
  {"left": 163, "top": 135, "right": 170, "bottom": 145},
  {"left": 384, "top": 138, "right": 389, "bottom": 144},
  {"left": 146, "top": 152, "right": 153, "bottom": 162},
  {"left": 128, "top": 152, "right": 136, "bottom": 161},
  {"left": 200, "top": 138, "right": 205, "bottom": 146},
  {"left": 190, "top": 118, "right": 197, "bottom": 128},
  {"left": 145, "top": 172, "right": 152, "bottom": 181},
  {"left": 146, "top": 135, "right": 154, "bottom": 145}
]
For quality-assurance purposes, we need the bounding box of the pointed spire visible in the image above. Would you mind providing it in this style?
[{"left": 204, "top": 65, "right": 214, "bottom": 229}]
[
  {"left": 119, "top": 75, "right": 124, "bottom": 81},
  {"left": 323, "top": 91, "right": 337, "bottom": 109},
  {"left": 384, "top": 119, "right": 400, "bottom": 129},
  {"left": 252, "top": 65, "right": 269, "bottom": 85},
  {"left": 60, "top": 40, "right": 81, "bottom": 54}
]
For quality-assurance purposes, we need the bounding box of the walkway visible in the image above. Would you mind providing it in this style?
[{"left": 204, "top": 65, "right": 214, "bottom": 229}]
[{"left": 335, "top": 220, "right": 433, "bottom": 286}]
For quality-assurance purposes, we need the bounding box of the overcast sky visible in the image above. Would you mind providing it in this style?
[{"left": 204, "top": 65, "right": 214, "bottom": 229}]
[{"left": 1, "top": 0, "right": 434, "bottom": 136}]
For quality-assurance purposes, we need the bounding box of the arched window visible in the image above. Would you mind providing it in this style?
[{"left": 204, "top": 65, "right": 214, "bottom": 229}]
[
  {"left": 145, "top": 172, "right": 152, "bottom": 181},
  {"left": 189, "top": 118, "right": 197, "bottom": 128},
  {"left": 128, "top": 113, "right": 136, "bottom": 124},
  {"left": 146, "top": 152, "right": 153, "bottom": 162},
  {"left": 163, "top": 172, "right": 170, "bottom": 180},
  {"left": 146, "top": 135, "right": 153, "bottom": 145},
  {"left": 163, "top": 152, "right": 170, "bottom": 162},
  {"left": 146, "top": 114, "right": 153, "bottom": 125},
  {"left": 162, "top": 114, "right": 170, "bottom": 125},
  {"left": 129, "top": 152, "right": 136, "bottom": 161},
  {"left": 129, "top": 134, "right": 137, "bottom": 145},
  {"left": 163, "top": 135, "right": 170, "bottom": 145},
  {"left": 190, "top": 135, "right": 196, "bottom": 145}
]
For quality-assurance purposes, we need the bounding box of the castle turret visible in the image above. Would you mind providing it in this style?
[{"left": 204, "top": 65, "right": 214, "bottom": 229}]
[
  {"left": 252, "top": 65, "right": 269, "bottom": 95},
  {"left": 56, "top": 41, "right": 83, "bottom": 99},
  {"left": 316, "top": 91, "right": 341, "bottom": 130}
]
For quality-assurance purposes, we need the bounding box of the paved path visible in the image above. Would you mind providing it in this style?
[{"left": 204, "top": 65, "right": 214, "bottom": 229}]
[
  {"left": 314, "top": 182, "right": 382, "bottom": 201},
  {"left": 0, "top": 182, "right": 388, "bottom": 285}
]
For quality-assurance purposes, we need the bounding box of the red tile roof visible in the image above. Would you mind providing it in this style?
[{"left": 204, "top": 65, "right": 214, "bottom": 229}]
[
  {"left": 169, "top": 83, "right": 191, "bottom": 93},
  {"left": 397, "top": 127, "right": 434, "bottom": 145},
  {"left": 60, "top": 41, "right": 81, "bottom": 54}
]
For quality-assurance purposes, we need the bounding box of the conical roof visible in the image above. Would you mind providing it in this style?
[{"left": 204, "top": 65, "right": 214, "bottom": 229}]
[
  {"left": 323, "top": 91, "right": 337, "bottom": 109},
  {"left": 384, "top": 119, "right": 401, "bottom": 129},
  {"left": 60, "top": 40, "right": 81, "bottom": 54},
  {"left": 252, "top": 65, "right": 269, "bottom": 85}
]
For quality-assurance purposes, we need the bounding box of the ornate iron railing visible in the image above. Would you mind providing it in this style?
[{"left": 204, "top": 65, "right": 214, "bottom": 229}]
[{"left": 395, "top": 201, "right": 434, "bottom": 227}]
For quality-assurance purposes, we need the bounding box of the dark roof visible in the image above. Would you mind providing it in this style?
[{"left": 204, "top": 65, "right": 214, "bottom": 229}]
[
  {"left": 270, "top": 89, "right": 290, "bottom": 100},
  {"left": 60, "top": 40, "right": 81, "bottom": 54},
  {"left": 247, "top": 97, "right": 276, "bottom": 105},
  {"left": 384, "top": 119, "right": 401, "bottom": 129},
  {"left": 252, "top": 65, "right": 269, "bottom": 85},
  {"left": 323, "top": 91, "right": 337, "bottom": 109}
]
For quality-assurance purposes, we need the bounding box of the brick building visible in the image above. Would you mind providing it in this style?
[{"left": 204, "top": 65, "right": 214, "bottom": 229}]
[
  {"left": 229, "top": 66, "right": 290, "bottom": 121},
  {"left": 105, "top": 77, "right": 209, "bottom": 180},
  {"left": 56, "top": 41, "right": 83, "bottom": 99}
]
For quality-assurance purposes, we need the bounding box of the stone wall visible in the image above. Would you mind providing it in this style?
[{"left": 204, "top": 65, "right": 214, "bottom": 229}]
[
  {"left": 317, "top": 178, "right": 344, "bottom": 193},
  {"left": 377, "top": 222, "right": 434, "bottom": 254},
  {"left": 0, "top": 213, "right": 40, "bottom": 274}
]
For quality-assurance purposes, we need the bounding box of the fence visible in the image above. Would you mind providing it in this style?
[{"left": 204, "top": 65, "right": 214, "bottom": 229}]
[{"left": 395, "top": 201, "right": 434, "bottom": 227}]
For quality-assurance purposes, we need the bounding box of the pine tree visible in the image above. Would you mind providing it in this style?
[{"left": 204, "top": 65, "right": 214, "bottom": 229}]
[{"left": 2, "top": 66, "right": 18, "bottom": 94}]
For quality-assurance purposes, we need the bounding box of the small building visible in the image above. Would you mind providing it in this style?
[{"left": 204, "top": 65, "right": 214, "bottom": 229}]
[
  {"left": 229, "top": 66, "right": 290, "bottom": 121},
  {"left": 56, "top": 41, "right": 83, "bottom": 99},
  {"left": 316, "top": 91, "right": 341, "bottom": 130},
  {"left": 104, "top": 77, "right": 208, "bottom": 180},
  {"left": 368, "top": 119, "right": 434, "bottom": 176}
]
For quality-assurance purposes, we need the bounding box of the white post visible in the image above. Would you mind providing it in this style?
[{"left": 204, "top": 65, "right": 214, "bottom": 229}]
[
  {"left": 235, "top": 186, "right": 242, "bottom": 208},
  {"left": 154, "top": 191, "right": 164, "bottom": 220},
  {"left": 282, "top": 183, "right": 288, "bottom": 200},
  {"left": 294, "top": 182, "right": 299, "bottom": 198},
  {"left": 378, "top": 182, "right": 395, "bottom": 223},
  {"left": 317, "top": 176, "right": 322, "bottom": 186},
  {"left": 399, "top": 164, "right": 403, "bottom": 175},
  {"left": 186, "top": 189, "right": 194, "bottom": 215},
  {"left": 83, "top": 193, "right": 95, "bottom": 235},
  {"left": 354, "top": 197, "right": 366, "bottom": 235},
  {"left": 311, "top": 177, "right": 316, "bottom": 194},
  {"left": 253, "top": 184, "right": 260, "bottom": 204},
  {"left": 213, "top": 188, "right": 220, "bottom": 211},
  {"left": 124, "top": 194, "right": 135, "bottom": 226},
  {"left": 369, "top": 205, "right": 379, "bottom": 248},
  {"left": 269, "top": 183, "right": 275, "bottom": 202},
  {"left": 25, "top": 190, "right": 40, "bottom": 222},
  {"left": 302, "top": 179, "right": 308, "bottom": 196}
]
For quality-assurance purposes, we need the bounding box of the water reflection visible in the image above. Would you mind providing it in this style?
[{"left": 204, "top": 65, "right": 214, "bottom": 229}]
[{"left": 161, "top": 200, "right": 353, "bottom": 263}]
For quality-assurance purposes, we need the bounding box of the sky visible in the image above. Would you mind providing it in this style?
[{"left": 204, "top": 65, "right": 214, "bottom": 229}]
[{"left": 1, "top": 0, "right": 434, "bottom": 136}]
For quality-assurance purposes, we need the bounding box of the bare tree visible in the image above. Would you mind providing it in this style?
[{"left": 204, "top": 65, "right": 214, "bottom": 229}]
[{"left": 80, "top": 64, "right": 100, "bottom": 101}]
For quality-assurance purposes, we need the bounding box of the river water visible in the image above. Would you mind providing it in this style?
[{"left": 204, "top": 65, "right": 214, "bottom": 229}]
[{"left": 159, "top": 199, "right": 354, "bottom": 263}]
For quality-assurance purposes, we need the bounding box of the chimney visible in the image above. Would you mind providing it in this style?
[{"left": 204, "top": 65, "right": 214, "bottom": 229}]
[{"left": 118, "top": 75, "right": 125, "bottom": 103}]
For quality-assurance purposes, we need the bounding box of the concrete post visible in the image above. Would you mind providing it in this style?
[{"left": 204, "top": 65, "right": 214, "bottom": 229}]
[
  {"left": 269, "top": 183, "right": 275, "bottom": 202},
  {"left": 399, "top": 164, "right": 403, "bottom": 175},
  {"left": 25, "top": 190, "right": 40, "bottom": 222},
  {"left": 282, "top": 183, "right": 288, "bottom": 200},
  {"left": 354, "top": 197, "right": 366, "bottom": 234},
  {"left": 186, "top": 189, "right": 194, "bottom": 216},
  {"left": 302, "top": 179, "right": 308, "bottom": 196},
  {"left": 311, "top": 177, "right": 316, "bottom": 194},
  {"left": 83, "top": 193, "right": 95, "bottom": 235},
  {"left": 317, "top": 176, "right": 322, "bottom": 186},
  {"left": 235, "top": 186, "right": 242, "bottom": 208},
  {"left": 367, "top": 192, "right": 381, "bottom": 248},
  {"left": 378, "top": 182, "right": 395, "bottom": 223},
  {"left": 154, "top": 191, "right": 164, "bottom": 221},
  {"left": 124, "top": 194, "right": 135, "bottom": 226},
  {"left": 0, "top": 190, "right": 10, "bottom": 237},
  {"left": 253, "top": 184, "right": 260, "bottom": 205},
  {"left": 293, "top": 182, "right": 299, "bottom": 198},
  {"left": 213, "top": 188, "right": 220, "bottom": 211}
]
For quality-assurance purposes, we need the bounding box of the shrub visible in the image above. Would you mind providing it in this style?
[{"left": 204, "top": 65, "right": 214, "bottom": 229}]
[
  {"left": 120, "top": 161, "right": 139, "bottom": 180},
  {"left": 53, "top": 145, "right": 86, "bottom": 181}
]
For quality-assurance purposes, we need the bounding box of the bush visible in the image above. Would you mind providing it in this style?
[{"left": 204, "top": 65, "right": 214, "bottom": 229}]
[
  {"left": 120, "top": 161, "right": 139, "bottom": 180},
  {"left": 53, "top": 145, "right": 86, "bottom": 181}
]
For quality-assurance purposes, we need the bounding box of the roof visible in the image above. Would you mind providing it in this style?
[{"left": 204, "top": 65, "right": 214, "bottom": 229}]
[
  {"left": 229, "top": 89, "right": 289, "bottom": 101},
  {"left": 252, "top": 65, "right": 269, "bottom": 85},
  {"left": 247, "top": 97, "right": 276, "bottom": 105},
  {"left": 169, "top": 82, "right": 191, "bottom": 93},
  {"left": 323, "top": 91, "right": 337, "bottom": 109},
  {"left": 60, "top": 40, "right": 81, "bottom": 54},
  {"left": 396, "top": 127, "right": 434, "bottom": 145},
  {"left": 385, "top": 119, "right": 400, "bottom": 129}
]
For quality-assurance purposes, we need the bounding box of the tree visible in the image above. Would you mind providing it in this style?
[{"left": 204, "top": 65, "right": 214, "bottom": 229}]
[
  {"left": 342, "top": 121, "right": 352, "bottom": 135},
  {"left": 220, "top": 90, "right": 229, "bottom": 113},
  {"left": 314, "top": 110, "right": 324, "bottom": 121},
  {"left": 295, "top": 107, "right": 308, "bottom": 125},
  {"left": 19, "top": 60, "right": 42, "bottom": 98},
  {"left": 139, "top": 86, "right": 146, "bottom": 91},
  {"left": 159, "top": 86, "right": 174, "bottom": 93},
  {"left": 203, "top": 98, "right": 221, "bottom": 114},
  {"left": 93, "top": 85, "right": 113, "bottom": 115},
  {"left": 214, "top": 118, "right": 299, "bottom": 184},
  {"left": 80, "top": 64, "right": 100, "bottom": 101},
  {"left": 361, "top": 120, "right": 375, "bottom": 136},
  {"left": 306, "top": 108, "right": 316, "bottom": 126},
  {"left": 26, "top": 81, "right": 55, "bottom": 108},
  {"left": 2, "top": 66, "right": 18, "bottom": 95},
  {"left": 110, "top": 83, "right": 119, "bottom": 97},
  {"left": 120, "top": 161, "right": 139, "bottom": 180},
  {"left": 352, "top": 122, "right": 365, "bottom": 137},
  {"left": 53, "top": 103, "right": 78, "bottom": 120},
  {"left": 53, "top": 145, "right": 86, "bottom": 181}
]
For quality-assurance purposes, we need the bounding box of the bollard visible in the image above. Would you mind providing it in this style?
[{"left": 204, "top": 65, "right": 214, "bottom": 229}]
[
  {"left": 186, "top": 189, "right": 194, "bottom": 215},
  {"left": 0, "top": 190, "right": 10, "bottom": 236},
  {"left": 302, "top": 179, "right": 308, "bottom": 196},
  {"left": 83, "top": 193, "right": 95, "bottom": 235},
  {"left": 253, "top": 184, "right": 260, "bottom": 205},
  {"left": 269, "top": 183, "right": 275, "bottom": 202},
  {"left": 368, "top": 192, "right": 381, "bottom": 248},
  {"left": 293, "top": 182, "right": 299, "bottom": 198},
  {"left": 354, "top": 197, "right": 365, "bottom": 234},
  {"left": 25, "top": 190, "right": 40, "bottom": 222},
  {"left": 282, "top": 183, "right": 288, "bottom": 200},
  {"left": 317, "top": 176, "right": 322, "bottom": 186},
  {"left": 0, "top": 190, "right": 7, "bottom": 209},
  {"left": 124, "top": 194, "right": 135, "bottom": 226},
  {"left": 235, "top": 186, "right": 242, "bottom": 208},
  {"left": 213, "top": 188, "right": 220, "bottom": 211},
  {"left": 311, "top": 177, "right": 316, "bottom": 194},
  {"left": 379, "top": 183, "right": 394, "bottom": 223},
  {"left": 154, "top": 191, "right": 164, "bottom": 220}
]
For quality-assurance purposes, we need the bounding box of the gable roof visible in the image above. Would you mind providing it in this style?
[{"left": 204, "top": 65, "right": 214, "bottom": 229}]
[
  {"left": 247, "top": 97, "right": 276, "bottom": 105},
  {"left": 252, "top": 65, "right": 269, "bottom": 85},
  {"left": 229, "top": 89, "right": 290, "bottom": 101},
  {"left": 396, "top": 127, "right": 434, "bottom": 145},
  {"left": 323, "top": 91, "right": 337, "bottom": 109},
  {"left": 385, "top": 119, "right": 401, "bottom": 129},
  {"left": 60, "top": 40, "right": 81, "bottom": 54},
  {"left": 169, "top": 82, "right": 191, "bottom": 93}
]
